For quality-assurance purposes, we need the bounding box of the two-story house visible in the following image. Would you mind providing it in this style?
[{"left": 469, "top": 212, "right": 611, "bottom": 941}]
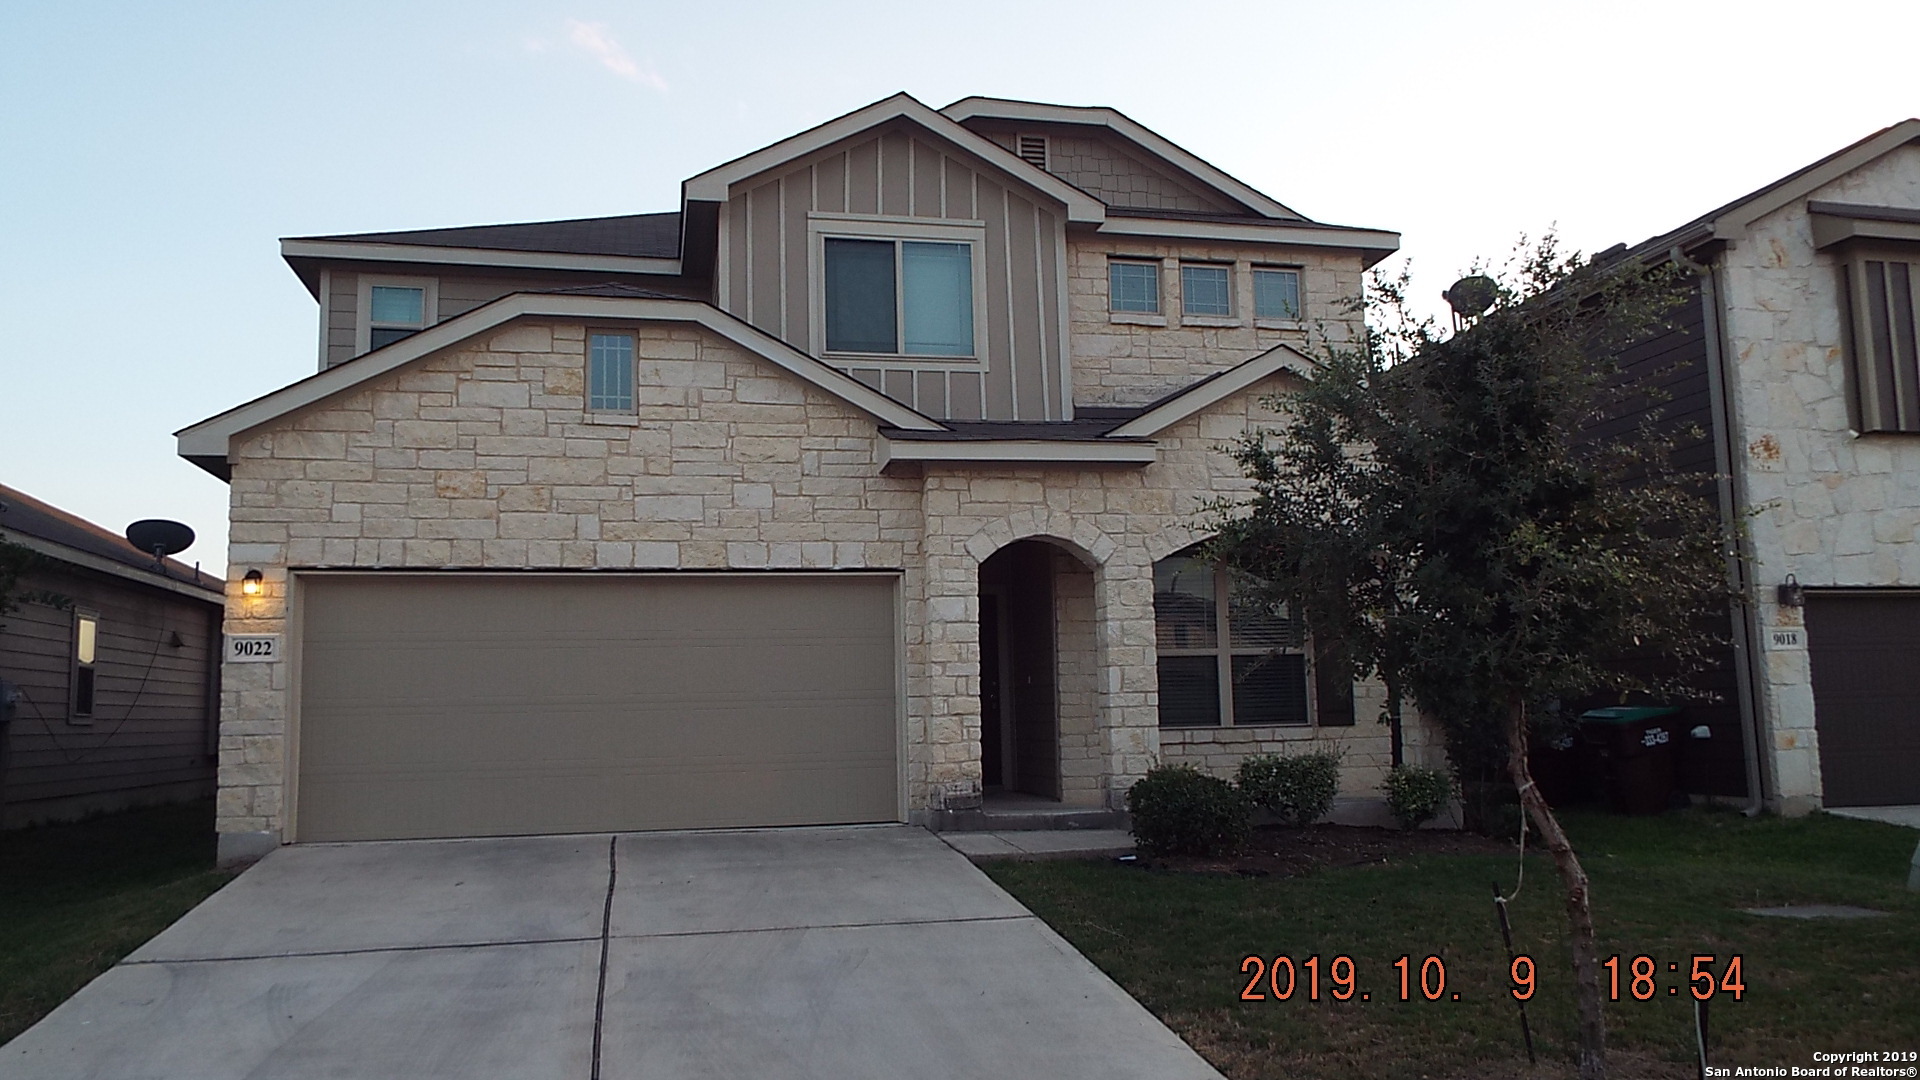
[
  {"left": 1595, "top": 119, "right": 1920, "bottom": 816},
  {"left": 177, "top": 94, "right": 1419, "bottom": 862}
]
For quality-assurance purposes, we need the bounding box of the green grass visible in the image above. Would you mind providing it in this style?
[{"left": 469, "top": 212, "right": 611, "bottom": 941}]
[
  {"left": 0, "top": 800, "right": 235, "bottom": 1045},
  {"left": 984, "top": 808, "right": 1920, "bottom": 1080}
]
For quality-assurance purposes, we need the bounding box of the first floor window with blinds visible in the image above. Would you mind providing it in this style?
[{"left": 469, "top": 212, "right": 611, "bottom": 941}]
[
  {"left": 588, "top": 332, "right": 635, "bottom": 412},
  {"left": 1152, "top": 549, "right": 1310, "bottom": 727},
  {"left": 823, "top": 237, "right": 975, "bottom": 357}
]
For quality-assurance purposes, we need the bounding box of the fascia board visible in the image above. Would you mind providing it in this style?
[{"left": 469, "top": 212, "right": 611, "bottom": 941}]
[
  {"left": 1810, "top": 210, "right": 1920, "bottom": 250},
  {"left": 0, "top": 528, "right": 224, "bottom": 604},
  {"left": 683, "top": 93, "right": 1105, "bottom": 224},
  {"left": 177, "top": 294, "right": 945, "bottom": 470},
  {"left": 942, "top": 97, "right": 1299, "bottom": 220},
  {"left": 1712, "top": 121, "right": 1920, "bottom": 238},
  {"left": 1096, "top": 216, "right": 1401, "bottom": 255},
  {"left": 1106, "top": 345, "right": 1310, "bottom": 438},
  {"left": 279, "top": 238, "right": 682, "bottom": 276},
  {"left": 878, "top": 438, "right": 1156, "bottom": 466}
]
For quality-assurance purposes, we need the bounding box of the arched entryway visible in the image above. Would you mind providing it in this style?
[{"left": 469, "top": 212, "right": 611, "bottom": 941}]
[{"left": 977, "top": 538, "right": 1100, "bottom": 806}]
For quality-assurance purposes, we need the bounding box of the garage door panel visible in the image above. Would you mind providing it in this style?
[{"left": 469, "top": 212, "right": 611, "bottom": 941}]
[
  {"left": 1806, "top": 593, "right": 1920, "bottom": 807},
  {"left": 296, "top": 575, "right": 901, "bottom": 842}
]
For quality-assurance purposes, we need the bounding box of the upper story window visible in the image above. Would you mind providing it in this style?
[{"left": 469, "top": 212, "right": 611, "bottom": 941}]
[
  {"left": 71, "top": 611, "right": 98, "bottom": 720},
  {"left": 1253, "top": 267, "right": 1303, "bottom": 320},
  {"left": 1842, "top": 253, "right": 1920, "bottom": 433},
  {"left": 1109, "top": 259, "right": 1161, "bottom": 314},
  {"left": 357, "top": 275, "right": 437, "bottom": 355},
  {"left": 588, "top": 332, "right": 636, "bottom": 412},
  {"left": 823, "top": 237, "right": 975, "bottom": 357},
  {"left": 1181, "top": 263, "right": 1233, "bottom": 317}
]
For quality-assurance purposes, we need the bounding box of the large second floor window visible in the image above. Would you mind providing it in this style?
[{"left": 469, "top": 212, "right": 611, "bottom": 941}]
[{"left": 824, "top": 238, "right": 975, "bottom": 357}]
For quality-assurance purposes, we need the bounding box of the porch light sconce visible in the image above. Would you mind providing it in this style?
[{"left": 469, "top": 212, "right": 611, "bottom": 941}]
[
  {"left": 241, "top": 569, "right": 264, "bottom": 597},
  {"left": 1776, "top": 574, "right": 1805, "bottom": 608}
]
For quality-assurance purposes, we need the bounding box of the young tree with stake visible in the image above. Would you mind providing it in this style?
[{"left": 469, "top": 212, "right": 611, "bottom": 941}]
[{"left": 1208, "top": 239, "right": 1733, "bottom": 1079}]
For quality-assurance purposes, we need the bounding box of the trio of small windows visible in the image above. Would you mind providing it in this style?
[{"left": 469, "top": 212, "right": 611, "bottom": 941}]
[{"left": 1108, "top": 259, "right": 1302, "bottom": 321}]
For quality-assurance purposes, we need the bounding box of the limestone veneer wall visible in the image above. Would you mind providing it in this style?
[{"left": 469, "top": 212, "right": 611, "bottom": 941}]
[
  {"left": 1721, "top": 144, "right": 1920, "bottom": 810},
  {"left": 1066, "top": 235, "right": 1364, "bottom": 408},
  {"left": 215, "top": 316, "right": 1408, "bottom": 842}
]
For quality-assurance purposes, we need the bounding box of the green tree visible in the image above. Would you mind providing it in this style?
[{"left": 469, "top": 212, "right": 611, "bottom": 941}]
[{"left": 1209, "top": 239, "right": 1733, "bottom": 1079}]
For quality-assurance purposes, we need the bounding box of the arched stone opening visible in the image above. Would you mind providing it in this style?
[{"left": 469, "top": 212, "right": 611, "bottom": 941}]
[{"left": 976, "top": 536, "right": 1103, "bottom": 807}]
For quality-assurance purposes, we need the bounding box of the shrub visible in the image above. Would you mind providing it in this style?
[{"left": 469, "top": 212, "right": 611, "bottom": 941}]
[
  {"left": 1125, "top": 764, "right": 1252, "bottom": 857},
  {"left": 1237, "top": 750, "right": 1342, "bottom": 826},
  {"left": 1382, "top": 764, "right": 1454, "bottom": 830}
]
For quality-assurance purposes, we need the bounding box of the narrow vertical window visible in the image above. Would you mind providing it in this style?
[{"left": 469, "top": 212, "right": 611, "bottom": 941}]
[
  {"left": 72, "top": 612, "right": 98, "bottom": 719},
  {"left": 588, "top": 332, "right": 635, "bottom": 412},
  {"left": 1181, "top": 263, "right": 1232, "bottom": 317},
  {"left": 1108, "top": 260, "right": 1160, "bottom": 314},
  {"left": 1253, "top": 267, "right": 1302, "bottom": 320}
]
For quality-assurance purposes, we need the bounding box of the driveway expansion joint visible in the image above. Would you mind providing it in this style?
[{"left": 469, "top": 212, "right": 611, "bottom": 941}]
[
  {"left": 118, "top": 935, "right": 604, "bottom": 965},
  {"left": 591, "top": 834, "right": 616, "bottom": 1080},
  {"left": 605, "top": 913, "right": 1036, "bottom": 942}
]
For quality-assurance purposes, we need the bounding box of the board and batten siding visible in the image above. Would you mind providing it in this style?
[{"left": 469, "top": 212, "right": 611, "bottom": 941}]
[
  {"left": 0, "top": 568, "right": 220, "bottom": 826},
  {"left": 720, "top": 127, "right": 1070, "bottom": 421}
]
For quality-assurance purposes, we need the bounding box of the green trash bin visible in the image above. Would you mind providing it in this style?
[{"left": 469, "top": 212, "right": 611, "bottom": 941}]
[{"left": 1578, "top": 706, "right": 1682, "bottom": 815}]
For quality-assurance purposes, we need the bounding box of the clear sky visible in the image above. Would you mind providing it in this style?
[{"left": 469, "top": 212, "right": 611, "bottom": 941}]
[{"left": 3, "top": 0, "right": 1916, "bottom": 570}]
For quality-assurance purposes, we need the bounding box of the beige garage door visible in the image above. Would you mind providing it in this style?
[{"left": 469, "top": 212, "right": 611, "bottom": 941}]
[{"left": 294, "top": 574, "right": 900, "bottom": 842}]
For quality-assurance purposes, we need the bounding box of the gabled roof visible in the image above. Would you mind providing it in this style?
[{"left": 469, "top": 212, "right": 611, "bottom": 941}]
[
  {"left": 177, "top": 291, "right": 946, "bottom": 481},
  {"left": 1621, "top": 118, "right": 1920, "bottom": 263},
  {"left": 294, "top": 212, "right": 682, "bottom": 259},
  {"left": 943, "top": 96, "right": 1301, "bottom": 221},
  {"left": 0, "top": 483, "right": 223, "bottom": 600},
  {"left": 1105, "top": 342, "right": 1313, "bottom": 438},
  {"left": 682, "top": 92, "right": 1108, "bottom": 224}
]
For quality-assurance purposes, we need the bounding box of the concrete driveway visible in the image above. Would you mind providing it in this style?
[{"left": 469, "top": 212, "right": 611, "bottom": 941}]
[{"left": 1, "top": 825, "right": 1223, "bottom": 1079}]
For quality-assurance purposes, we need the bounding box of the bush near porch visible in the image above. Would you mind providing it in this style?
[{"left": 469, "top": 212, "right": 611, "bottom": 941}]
[{"left": 983, "top": 808, "right": 1920, "bottom": 1080}]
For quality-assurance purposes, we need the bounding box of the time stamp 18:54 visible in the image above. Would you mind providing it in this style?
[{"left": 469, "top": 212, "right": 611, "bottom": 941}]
[{"left": 1237, "top": 954, "right": 1747, "bottom": 1003}]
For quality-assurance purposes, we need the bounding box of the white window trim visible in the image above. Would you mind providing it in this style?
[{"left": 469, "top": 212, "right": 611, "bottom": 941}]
[
  {"left": 1156, "top": 562, "right": 1313, "bottom": 729},
  {"left": 1251, "top": 264, "right": 1306, "bottom": 326},
  {"left": 1107, "top": 256, "right": 1163, "bottom": 318},
  {"left": 356, "top": 274, "right": 439, "bottom": 356},
  {"left": 807, "top": 214, "right": 990, "bottom": 368},
  {"left": 1179, "top": 261, "right": 1236, "bottom": 321}
]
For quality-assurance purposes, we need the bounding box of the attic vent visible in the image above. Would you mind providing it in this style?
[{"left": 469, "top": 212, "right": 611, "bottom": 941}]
[{"left": 1016, "top": 134, "right": 1048, "bottom": 170}]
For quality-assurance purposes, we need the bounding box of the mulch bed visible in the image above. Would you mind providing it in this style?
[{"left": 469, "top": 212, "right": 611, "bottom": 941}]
[{"left": 1128, "top": 824, "right": 1514, "bottom": 878}]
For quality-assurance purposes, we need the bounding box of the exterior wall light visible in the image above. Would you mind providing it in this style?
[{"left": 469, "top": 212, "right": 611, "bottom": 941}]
[
  {"left": 1776, "top": 573, "right": 1805, "bottom": 608},
  {"left": 241, "top": 569, "right": 264, "bottom": 597}
]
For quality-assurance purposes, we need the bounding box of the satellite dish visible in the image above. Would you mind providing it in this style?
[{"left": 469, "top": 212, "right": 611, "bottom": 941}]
[
  {"left": 1443, "top": 275, "right": 1499, "bottom": 320},
  {"left": 126, "top": 519, "right": 195, "bottom": 560}
]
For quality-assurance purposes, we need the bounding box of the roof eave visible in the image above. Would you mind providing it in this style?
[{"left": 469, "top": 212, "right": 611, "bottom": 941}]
[{"left": 279, "top": 238, "right": 684, "bottom": 278}]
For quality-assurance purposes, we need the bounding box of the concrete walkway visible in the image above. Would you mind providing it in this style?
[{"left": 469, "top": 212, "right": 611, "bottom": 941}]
[
  {"left": 939, "top": 828, "right": 1135, "bottom": 859},
  {"left": 0, "top": 826, "right": 1221, "bottom": 1080},
  {"left": 1826, "top": 804, "right": 1920, "bottom": 829}
]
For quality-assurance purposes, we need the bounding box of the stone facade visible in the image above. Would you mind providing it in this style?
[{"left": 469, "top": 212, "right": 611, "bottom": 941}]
[
  {"left": 1719, "top": 143, "right": 1920, "bottom": 811},
  {"left": 214, "top": 310, "right": 1423, "bottom": 843},
  {"left": 1067, "top": 235, "right": 1363, "bottom": 407}
]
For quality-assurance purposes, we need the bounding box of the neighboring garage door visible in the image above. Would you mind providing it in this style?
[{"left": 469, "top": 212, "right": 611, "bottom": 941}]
[
  {"left": 295, "top": 573, "right": 899, "bottom": 842},
  {"left": 1805, "top": 592, "right": 1920, "bottom": 807}
]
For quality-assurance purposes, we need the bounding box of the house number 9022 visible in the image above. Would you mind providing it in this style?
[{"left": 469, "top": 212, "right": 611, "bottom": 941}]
[{"left": 227, "top": 635, "right": 281, "bottom": 663}]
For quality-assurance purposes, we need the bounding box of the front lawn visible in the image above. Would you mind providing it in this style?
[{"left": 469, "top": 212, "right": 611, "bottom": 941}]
[
  {"left": 984, "top": 808, "right": 1920, "bottom": 1079},
  {"left": 0, "top": 800, "right": 234, "bottom": 1045}
]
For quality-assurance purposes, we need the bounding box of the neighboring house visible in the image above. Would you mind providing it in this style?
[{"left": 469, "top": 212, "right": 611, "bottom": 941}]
[
  {"left": 0, "top": 483, "right": 224, "bottom": 827},
  {"left": 1595, "top": 118, "right": 1920, "bottom": 814},
  {"left": 177, "top": 93, "right": 1429, "bottom": 863}
]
